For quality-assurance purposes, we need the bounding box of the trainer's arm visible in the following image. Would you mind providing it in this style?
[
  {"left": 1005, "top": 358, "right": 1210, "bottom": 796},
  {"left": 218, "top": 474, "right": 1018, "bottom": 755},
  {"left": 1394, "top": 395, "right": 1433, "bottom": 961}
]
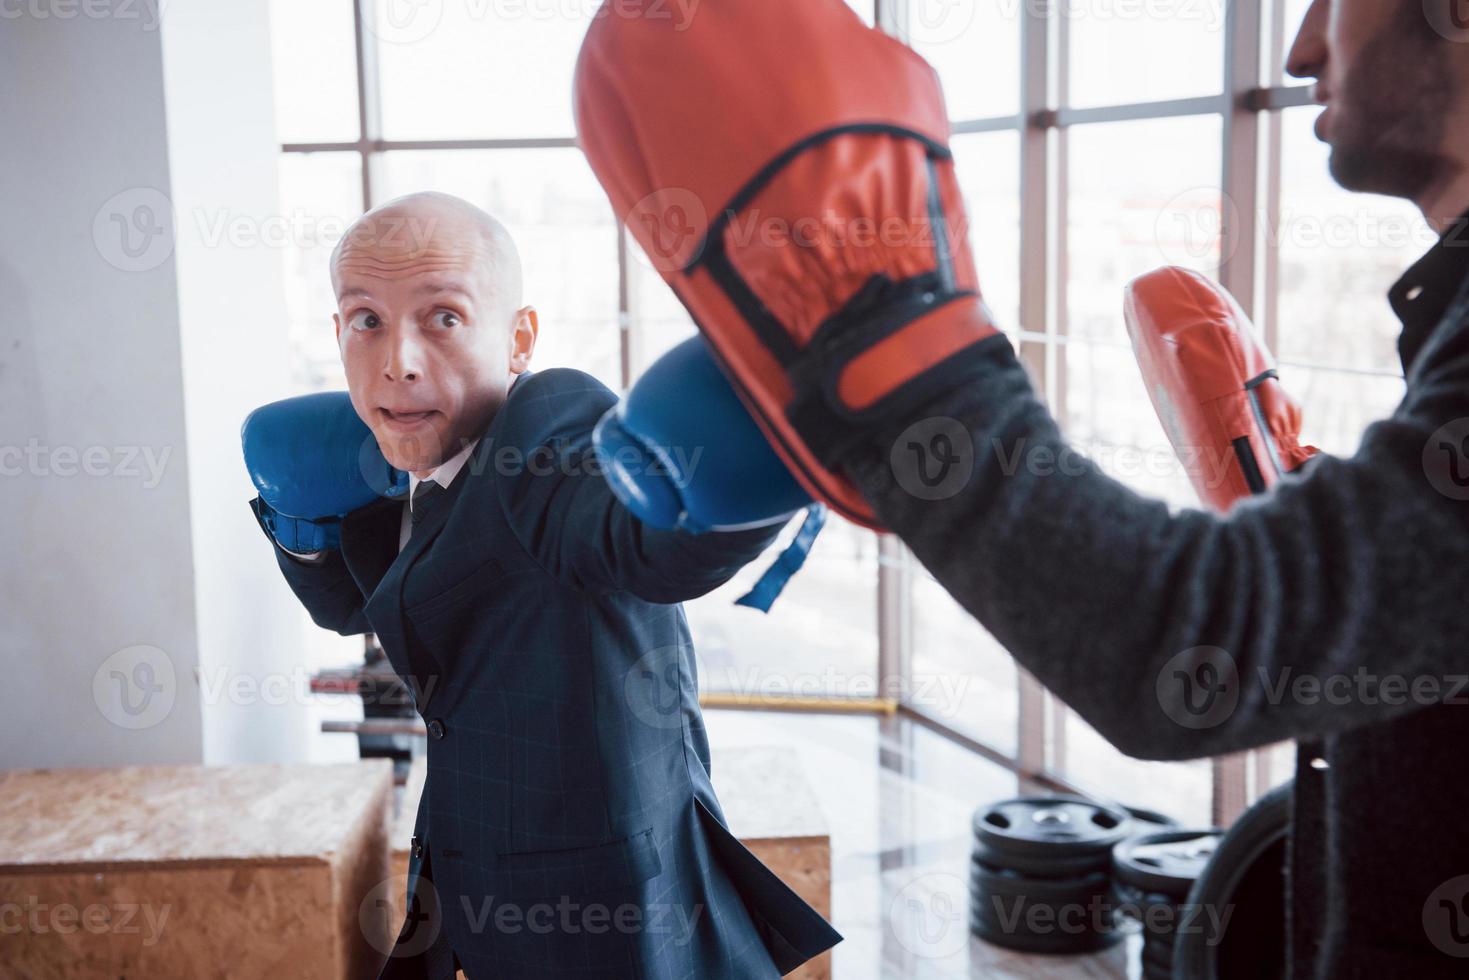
[
  {"left": 840, "top": 334, "right": 1469, "bottom": 760},
  {"left": 495, "top": 370, "right": 782, "bottom": 602}
]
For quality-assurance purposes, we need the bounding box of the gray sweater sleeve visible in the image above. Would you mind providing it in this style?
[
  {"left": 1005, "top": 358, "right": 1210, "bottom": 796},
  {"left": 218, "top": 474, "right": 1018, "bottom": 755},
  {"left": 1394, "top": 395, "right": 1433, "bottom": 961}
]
[{"left": 840, "top": 329, "right": 1469, "bottom": 761}]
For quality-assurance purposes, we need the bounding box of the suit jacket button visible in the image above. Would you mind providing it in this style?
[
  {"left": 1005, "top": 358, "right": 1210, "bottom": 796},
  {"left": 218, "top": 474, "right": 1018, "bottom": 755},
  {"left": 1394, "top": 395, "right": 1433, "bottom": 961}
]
[
  {"left": 411, "top": 835, "right": 423, "bottom": 859},
  {"left": 427, "top": 718, "right": 447, "bottom": 740}
]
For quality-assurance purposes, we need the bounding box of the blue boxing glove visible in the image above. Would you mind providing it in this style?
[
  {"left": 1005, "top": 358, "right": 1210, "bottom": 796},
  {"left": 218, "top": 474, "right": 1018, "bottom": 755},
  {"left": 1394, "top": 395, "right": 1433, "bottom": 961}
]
[
  {"left": 594, "top": 336, "right": 824, "bottom": 612},
  {"left": 595, "top": 335, "right": 812, "bottom": 532},
  {"left": 241, "top": 392, "right": 407, "bottom": 554}
]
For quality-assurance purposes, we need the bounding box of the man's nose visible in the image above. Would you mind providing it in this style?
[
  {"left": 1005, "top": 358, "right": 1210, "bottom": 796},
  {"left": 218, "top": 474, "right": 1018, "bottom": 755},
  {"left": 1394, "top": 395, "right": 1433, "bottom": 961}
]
[
  {"left": 1284, "top": 0, "right": 1328, "bottom": 83},
  {"left": 383, "top": 323, "right": 427, "bottom": 382}
]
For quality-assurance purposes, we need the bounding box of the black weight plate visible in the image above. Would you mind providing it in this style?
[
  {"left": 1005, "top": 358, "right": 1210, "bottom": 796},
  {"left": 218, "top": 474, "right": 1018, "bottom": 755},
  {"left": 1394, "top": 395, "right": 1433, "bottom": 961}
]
[
  {"left": 1113, "top": 829, "right": 1222, "bottom": 900},
  {"left": 973, "top": 796, "right": 1131, "bottom": 859},
  {"left": 1123, "top": 805, "right": 1181, "bottom": 834},
  {"left": 969, "top": 883, "right": 1122, "bottom": 938},
  {"left": 970, "top": 864, "right": 1113, "bottom": 900},
  {"left": 1174, "top": 782, "right": 1291, "bottom": 980},
  {"left": 972, "top": 840, "right": 1113, "bottom": 879},
  {"left": 1112, "top": 882, "right": 1180, "bottom": 918}
]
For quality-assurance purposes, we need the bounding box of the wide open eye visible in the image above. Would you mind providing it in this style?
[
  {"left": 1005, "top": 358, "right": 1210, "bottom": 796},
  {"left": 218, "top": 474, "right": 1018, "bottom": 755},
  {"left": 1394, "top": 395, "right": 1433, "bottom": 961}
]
[
  {"left": 346, "top": 309, "right": 382, "bottom": 332},
  {"left": 431, "top": 310, "right": 462, "bottom": 329}
]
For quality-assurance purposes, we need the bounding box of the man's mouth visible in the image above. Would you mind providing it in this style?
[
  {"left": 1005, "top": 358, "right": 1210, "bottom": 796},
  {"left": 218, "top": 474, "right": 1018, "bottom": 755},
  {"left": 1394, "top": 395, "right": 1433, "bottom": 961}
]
[{"left": 379, "top": 407, "right": 437, "bottom": 430}]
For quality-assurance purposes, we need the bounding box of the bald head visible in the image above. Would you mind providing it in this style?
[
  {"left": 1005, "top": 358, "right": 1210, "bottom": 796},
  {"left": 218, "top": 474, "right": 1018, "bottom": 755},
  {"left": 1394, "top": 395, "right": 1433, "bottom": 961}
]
[
  {"left": 331, "top": 191, "right": 538, "bottom": 477},
  {"left": 331, "top": 191, "right": 523, "bottom": 310}
]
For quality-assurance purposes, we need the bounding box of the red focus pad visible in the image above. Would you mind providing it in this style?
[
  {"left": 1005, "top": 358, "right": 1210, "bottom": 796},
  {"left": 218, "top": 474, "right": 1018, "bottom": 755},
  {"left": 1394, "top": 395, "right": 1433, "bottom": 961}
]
[
  {"left": 575, "top": 0, "right": 1000, "bottom": 529},
  {"left": 1124, "top": 266, "right": 1318, "bottom": 512}
]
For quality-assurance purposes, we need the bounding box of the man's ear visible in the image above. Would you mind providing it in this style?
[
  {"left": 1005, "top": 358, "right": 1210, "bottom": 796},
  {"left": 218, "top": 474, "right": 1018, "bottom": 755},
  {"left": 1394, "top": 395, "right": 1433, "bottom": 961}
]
[
  {"left": 509, "top": 306, "right": 538, "bottom": 374},
  {"left": 333, "top": 313, "right": 342, "bottom": 347}
]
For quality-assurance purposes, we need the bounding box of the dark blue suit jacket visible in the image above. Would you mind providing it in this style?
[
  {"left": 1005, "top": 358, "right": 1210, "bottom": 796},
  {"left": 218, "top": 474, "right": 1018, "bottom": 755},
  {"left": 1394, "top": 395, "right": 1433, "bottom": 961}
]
[{"left": 252, "top": 369, "right": 841, "bottom": 979}]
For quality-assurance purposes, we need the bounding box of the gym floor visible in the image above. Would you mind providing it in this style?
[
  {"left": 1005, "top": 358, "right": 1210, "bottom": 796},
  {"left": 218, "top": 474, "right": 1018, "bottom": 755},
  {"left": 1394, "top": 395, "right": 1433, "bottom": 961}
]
[{"left": 704, "top": 710, "right": 1142, "bottom": 979}]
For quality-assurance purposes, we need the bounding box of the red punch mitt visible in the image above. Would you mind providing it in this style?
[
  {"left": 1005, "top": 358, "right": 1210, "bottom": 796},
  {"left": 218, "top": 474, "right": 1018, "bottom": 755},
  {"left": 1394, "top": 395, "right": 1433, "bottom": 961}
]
[
  {"left": 1124, "top": 266, "right": 1319, "bottom": 512},
  {"left": 574, "top": 0, "right": 1004, "bottom": 528}
]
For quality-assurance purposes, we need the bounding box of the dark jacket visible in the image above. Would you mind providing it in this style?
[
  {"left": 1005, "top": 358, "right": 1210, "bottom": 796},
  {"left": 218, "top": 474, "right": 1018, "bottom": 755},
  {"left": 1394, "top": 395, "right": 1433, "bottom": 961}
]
[
  {"left": 252, "top": 368, "right": 841, "bottom": 979},
  {"left": 841, "top": 227, "right": 1469, "bottom": 978}
]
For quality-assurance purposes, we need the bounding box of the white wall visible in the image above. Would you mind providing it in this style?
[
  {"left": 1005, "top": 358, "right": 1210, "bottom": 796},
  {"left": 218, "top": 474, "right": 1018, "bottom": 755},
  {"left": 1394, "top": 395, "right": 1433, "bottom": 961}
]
[{"left": 0, "top": 0, "right": 311, "bottom": 768}]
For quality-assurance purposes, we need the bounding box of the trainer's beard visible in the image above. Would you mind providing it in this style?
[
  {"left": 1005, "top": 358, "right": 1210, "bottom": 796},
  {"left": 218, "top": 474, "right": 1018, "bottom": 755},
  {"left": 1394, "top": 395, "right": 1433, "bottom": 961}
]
[{"left": 1326, "top": 17, "right": 1452, "bottom": 203}]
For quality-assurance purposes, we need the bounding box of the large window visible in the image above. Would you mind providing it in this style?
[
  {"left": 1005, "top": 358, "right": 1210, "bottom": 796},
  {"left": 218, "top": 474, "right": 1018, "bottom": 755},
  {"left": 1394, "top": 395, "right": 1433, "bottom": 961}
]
[{"left": 269, "top": 0, "right": 1425, "bottom": 824}]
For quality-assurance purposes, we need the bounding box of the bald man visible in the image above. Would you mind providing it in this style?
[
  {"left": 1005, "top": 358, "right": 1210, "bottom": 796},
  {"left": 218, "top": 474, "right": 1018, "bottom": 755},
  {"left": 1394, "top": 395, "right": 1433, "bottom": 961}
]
[{"left": 250, "top": 192, "right": 841, "bottom": 979}]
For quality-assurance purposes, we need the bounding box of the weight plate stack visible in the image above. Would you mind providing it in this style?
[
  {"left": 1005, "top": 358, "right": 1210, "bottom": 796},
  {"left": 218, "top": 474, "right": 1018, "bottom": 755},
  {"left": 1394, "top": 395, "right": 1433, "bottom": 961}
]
[
  {"left": 1113, "top": 829, "right": 1221, "bottom": 980},
  {"left": 969, "top": 796, "right": 1131, "bottom": 953}
]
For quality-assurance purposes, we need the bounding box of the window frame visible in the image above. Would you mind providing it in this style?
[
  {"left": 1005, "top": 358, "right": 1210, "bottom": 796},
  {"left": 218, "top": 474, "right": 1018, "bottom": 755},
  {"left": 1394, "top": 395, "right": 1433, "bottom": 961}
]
[{"left": 279, "top": 0, "right": 1388, "bottom": 826}]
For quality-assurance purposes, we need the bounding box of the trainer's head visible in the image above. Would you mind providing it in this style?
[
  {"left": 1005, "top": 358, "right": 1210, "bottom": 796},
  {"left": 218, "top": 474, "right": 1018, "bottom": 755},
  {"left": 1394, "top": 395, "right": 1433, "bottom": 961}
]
[
  {"left": 1286, "top": 0, "right": 1469, "bottom": 225},
  {"left": 331, "top": 191, "right": 537, "bottom": 476}
]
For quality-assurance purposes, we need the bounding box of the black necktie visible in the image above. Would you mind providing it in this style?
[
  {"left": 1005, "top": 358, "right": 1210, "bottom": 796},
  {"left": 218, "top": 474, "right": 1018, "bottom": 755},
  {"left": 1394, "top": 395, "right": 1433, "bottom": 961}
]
[{"left": 410, "top": 479, "right": 444, "bottom": 526}]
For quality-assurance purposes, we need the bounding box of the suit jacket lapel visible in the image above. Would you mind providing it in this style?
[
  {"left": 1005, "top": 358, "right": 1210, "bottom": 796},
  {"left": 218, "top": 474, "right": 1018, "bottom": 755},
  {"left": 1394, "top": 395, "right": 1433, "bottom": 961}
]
[
  {"left": 340, "top": 496, "right": 401, "bottom": 599},
  {"left": 363, "top": 473, "right": 471, "bottom": 705}
]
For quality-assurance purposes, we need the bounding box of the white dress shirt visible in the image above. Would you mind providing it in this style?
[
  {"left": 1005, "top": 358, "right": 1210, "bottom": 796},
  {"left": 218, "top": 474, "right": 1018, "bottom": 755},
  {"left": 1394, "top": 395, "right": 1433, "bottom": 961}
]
[{"left": 281, "top": 438, "right": 481, "bottom": 563}]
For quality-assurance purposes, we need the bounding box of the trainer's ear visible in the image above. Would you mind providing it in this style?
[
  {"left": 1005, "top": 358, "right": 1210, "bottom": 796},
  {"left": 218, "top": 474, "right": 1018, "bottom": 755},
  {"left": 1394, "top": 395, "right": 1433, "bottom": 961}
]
[{"left": 509, "top": 305, "right": 538, "bottom": 374}]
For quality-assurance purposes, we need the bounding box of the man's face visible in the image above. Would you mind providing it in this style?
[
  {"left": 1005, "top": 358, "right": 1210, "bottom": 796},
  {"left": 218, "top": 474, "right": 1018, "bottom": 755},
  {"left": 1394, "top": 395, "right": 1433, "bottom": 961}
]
[
  {"left": 332, "top": 208, "right": 535, "bottom": 476},
  {"left": 1286, "top": 0, "right": 1456, "bottom": 201}
]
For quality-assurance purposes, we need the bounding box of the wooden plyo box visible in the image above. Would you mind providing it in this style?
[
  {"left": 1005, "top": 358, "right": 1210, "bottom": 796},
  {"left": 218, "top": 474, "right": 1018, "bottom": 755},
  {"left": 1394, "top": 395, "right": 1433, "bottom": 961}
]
[
  {"left": 0, "top": 761, "right": 395, "bottom": 980},
  {"left": 387, "top": 748, "right": 834, "bottom": 980}
]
